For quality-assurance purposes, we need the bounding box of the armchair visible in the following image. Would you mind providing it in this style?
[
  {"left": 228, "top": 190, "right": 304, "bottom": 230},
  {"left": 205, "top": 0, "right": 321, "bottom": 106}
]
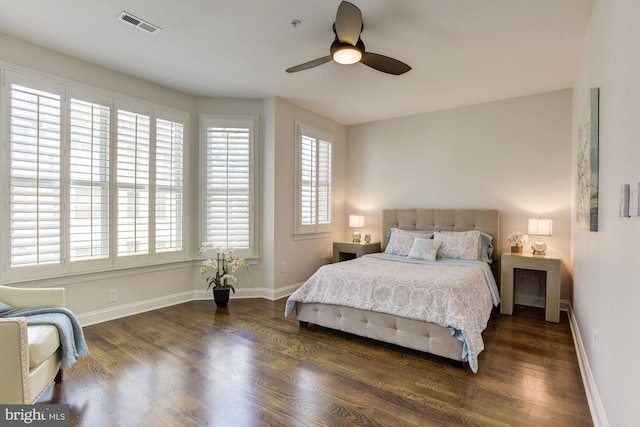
[{"left": 0, "top": 285, "right": 66, "bottom": 404}]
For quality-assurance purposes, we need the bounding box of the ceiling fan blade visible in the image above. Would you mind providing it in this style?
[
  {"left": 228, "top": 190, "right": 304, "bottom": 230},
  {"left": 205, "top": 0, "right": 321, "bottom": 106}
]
[
  {"left": 360, "top": 52, "right": 411, "bottom": 75},
  {"left": 286, "top": 56, "right": 333, "bottom": 73},
  {"left": 335, "top": 1, "right": 362, "bottom": 45}
]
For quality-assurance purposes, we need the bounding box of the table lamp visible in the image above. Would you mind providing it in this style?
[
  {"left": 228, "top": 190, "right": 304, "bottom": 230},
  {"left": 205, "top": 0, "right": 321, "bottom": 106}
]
[
  {"left": 349, "top": 214, "right": 365, "bottom": 243},
  {"left": 528, "top": 218, "right": 553, "bottom": 256}
]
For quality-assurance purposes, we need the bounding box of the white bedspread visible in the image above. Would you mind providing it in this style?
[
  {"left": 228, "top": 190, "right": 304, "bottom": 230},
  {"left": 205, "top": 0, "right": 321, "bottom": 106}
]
[{"left": 285, "top": 253, "right": 500, "bottom": 373}]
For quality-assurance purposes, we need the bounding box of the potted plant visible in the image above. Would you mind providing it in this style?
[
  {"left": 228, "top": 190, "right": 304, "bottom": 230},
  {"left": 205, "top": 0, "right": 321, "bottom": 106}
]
[
  {"left": 506, "top": 231, "right": 529, "bottom": 254},
  {"left": 199, "top": 243, "right": 248, "bottom": 307}
]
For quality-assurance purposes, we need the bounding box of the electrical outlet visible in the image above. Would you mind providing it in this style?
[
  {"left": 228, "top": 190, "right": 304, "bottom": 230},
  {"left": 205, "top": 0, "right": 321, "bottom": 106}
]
[
  {"left": 108, "top": 289, "right": 117, "bottom": 302},
  {"left": 281, "top": 262, "right": 286, "bottom": 273}
]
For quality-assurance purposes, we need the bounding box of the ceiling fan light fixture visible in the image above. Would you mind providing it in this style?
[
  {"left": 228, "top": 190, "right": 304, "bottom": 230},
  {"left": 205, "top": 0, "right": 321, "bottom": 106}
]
[
  {"left": 332, "top": 46, "right": 362, "bottom": 64},
  {"left": 286, "top": 1, "right": 411, "bottom": 74}
]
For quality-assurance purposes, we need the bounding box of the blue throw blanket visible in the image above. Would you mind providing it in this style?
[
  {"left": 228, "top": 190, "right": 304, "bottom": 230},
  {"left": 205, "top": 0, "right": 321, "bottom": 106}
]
[{"left": 0, "top": 306, "right": 89, "bottom": 369}]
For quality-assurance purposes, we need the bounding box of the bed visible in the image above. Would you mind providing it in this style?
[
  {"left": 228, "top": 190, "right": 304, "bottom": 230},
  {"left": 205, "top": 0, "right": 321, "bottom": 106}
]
[{"left": 285, "top": 208, "right": 501, "bottom": 373}]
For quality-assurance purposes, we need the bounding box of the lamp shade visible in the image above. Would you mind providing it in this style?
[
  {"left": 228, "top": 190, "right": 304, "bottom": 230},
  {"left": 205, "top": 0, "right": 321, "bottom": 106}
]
[
  {"left": 528, "top": 218, "right": 553, "bottom": 236},
  {"left": 349, "top": 214, "right": 365, "bottom": 228}
]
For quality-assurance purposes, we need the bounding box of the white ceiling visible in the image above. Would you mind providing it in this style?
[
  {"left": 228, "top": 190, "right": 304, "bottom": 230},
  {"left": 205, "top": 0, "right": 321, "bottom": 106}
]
[{"left": 0, "top": 0, "right": 593, "bottom": 125}]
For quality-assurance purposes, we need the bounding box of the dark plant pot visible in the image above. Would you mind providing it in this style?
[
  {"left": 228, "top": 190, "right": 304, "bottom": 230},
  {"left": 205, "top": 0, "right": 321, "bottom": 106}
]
[
  {"left": 213, "top": 288, "right": 230, "bottom": 307},
  {"left": 510, "top": 245, "right": 523, "bottom": 254}
]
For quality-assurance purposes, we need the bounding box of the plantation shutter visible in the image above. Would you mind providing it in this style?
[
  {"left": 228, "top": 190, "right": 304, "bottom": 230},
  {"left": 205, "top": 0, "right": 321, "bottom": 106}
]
[
  {"left": 116, "top": 108, "right": 150, "bottom": 257},
  {"left": 155, "top": 118, "right": 184, "bottom": 253},
  {"left": 205, "top": 125, "right": 251, "bottom": 249},
  {"left": 300, "top": 136, "right": 332, "bottom": 226},
  {"left": 300, "top": 135, "right": 317, "bottom": 225},
  {"left": 295, "top": 122, "right": 332, "bottom": 234},
  {"left": 2, "top": 70, "right": 189, "bottom": 280},
  {"left": 68, "top": 98, "right": 110, "bottom": 261},
  {"left": 317, "top": 138, "right": 332, "bottom": 225},
  {"left": 9, "top": 83, "right": 62, "bottom": 267}
]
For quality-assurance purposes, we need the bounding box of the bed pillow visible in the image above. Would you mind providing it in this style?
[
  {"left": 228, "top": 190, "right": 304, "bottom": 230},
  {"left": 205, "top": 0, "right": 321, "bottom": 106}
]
[
  {"left": 384, "top": 228, "right": 433, "bottom": 256},
  {"left": 433, "top": 230, "right": 481, "bottom": 260},
  {"left": 0, "top": 301, "right": 12, "bottom": 314},
  {"left": 407, "top": 238, "right": 442, "bottom": 261},
  {"left": 479, "top": 231, "right": 494, "bottom": 263},
  {"left": 385, "top": 228, "right": 434, "bottom": 245}
]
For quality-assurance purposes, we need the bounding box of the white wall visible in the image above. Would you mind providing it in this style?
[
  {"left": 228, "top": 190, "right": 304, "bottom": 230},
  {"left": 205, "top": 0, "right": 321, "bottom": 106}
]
[
  {"left": 0, "top": 33, "right": 196, "bottom": 113},
  {"left": 0, "top": 32, "right": 347, "bottom": 321},
  {"left": 193, "top": 96, "right": 346, "bottom": 300},
  {"left": 194, "top": 97, "right": 268, "bottom": 297},
  {"left": 346, "top": 90, "right": 574, "bottom": 302},
  {"left": 572, "top": 0, "right": 640, "bottom": 425},
  {"left": 0, "top": 33, "right": 200, "bottom": 322},
  {"left": 268, "top": 97, "right": 347, "bottom": 297}
]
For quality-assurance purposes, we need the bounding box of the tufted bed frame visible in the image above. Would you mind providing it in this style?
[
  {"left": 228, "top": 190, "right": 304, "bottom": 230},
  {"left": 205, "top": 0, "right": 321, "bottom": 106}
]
[{"left": 295, "top": 208, "right": 500, "bottom": 365}]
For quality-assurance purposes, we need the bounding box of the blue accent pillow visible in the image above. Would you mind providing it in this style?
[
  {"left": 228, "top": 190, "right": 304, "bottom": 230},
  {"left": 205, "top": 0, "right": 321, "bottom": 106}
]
[
  {"left": 385, "top": 228, "right": 434, "bottom": 256},
  {"left": 407, "top": 238, "right": 442, "bottom": 261},
  {"left": 479, "top": 231, "right": 494, "bottom": 263},
  {"left": 0, "top": 301, "right": 13, "bottom": 314}
]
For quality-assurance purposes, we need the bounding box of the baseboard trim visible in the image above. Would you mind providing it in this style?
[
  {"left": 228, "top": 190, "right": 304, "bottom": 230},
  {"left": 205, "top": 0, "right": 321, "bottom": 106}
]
[
  {"left": 271, "top": 282, "right": 304, "bottom": 301},
  {"left": 77, "top": 291, "right": 194, "bottom": 327},
  {"left": 192, "top": 282, "right": 303, "bottom": 301},
  {"left": 80, "top": 283, "right": 304, "bottom": 327},
  {"left": 193, "top": 289, "right": 258, "bottom": 300},
  {"left": 204, "top": 282, "right": 301, "bottom": 301},
  {"left": 567, "top": 303, "right": 609, "bottom": 427}
]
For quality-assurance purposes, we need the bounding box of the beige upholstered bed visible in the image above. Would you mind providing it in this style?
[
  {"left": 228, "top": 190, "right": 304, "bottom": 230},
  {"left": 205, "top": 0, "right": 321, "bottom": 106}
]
[{"left": 288, "top": 208, "right": 500, "bottom": 370}]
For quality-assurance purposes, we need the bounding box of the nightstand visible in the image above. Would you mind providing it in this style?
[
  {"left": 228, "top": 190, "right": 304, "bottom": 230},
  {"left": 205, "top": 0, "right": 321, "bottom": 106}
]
[
  {"left": 500, "top": 252, "right": 561, "bottom": 323},
  {"left": 333, "top": 242, "right": 381, "bottom": 263}
]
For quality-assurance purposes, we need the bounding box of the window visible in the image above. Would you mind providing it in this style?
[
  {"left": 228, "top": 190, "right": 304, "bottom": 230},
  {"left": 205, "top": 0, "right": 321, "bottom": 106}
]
[
  {"left": 201, "top": 115, "right": 257, "bottom": 258},
  {"left": 295, "top": 121, "right": 333, "bottom": 235},
  {"left": 116, "top": 106, "right": 151, "bottom": 258},
  {"left": 68, "top": 97, "right": 110, "bottom": 262},
  {"left": 114, "top": 107, "right": 189, "bottom": 263},
  {"left": 115, "top": 105, "right": 186, "bottom": 262},
  {"left": 7, "top": 81, "right": 62, "bottom": 269},
  {"left": 155, "top": 117, "right": 184, "bottom": 253},
  {"left": 1, "top": 70, "right": 187, "bottom": 281}
]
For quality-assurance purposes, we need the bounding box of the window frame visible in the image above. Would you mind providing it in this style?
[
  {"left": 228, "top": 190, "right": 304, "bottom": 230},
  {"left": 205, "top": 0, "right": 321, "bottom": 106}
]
[
  {"left": 294, "top": 121, "right": 333, "bottom": 236},
  {"left": 113, "top": 100, "right": 153, "bottom": 266},
  {"left": 65, "top": 87, "right": 114, "bottom": 273},
  {"left": 154, "top": 111, "right": 186, "bottom": 258},
  {"left": 0, "top": 68, "right": 189, "bottom": 282},
  {"left": 2, "top": 71, "right": 65, "bottom": 280},
  {"left": 199, "top": 114, "right": 258, "bottom": 260}
]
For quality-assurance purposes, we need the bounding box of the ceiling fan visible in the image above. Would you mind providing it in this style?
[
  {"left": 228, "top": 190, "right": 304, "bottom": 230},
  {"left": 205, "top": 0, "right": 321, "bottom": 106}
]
[{"left": 286, "top": 1, "right": 411, "bottom": 75}]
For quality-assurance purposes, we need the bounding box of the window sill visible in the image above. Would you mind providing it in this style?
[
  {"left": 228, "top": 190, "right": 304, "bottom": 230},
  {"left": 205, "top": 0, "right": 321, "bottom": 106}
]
[{"left": 293, "top": 232, "right": 333, "bottom": 241}]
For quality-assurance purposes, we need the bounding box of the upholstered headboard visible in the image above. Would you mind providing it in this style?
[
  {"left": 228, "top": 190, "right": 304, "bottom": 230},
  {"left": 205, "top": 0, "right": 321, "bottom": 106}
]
[{"left": 382, "top": 208, "right": 501, "bottom": 279}]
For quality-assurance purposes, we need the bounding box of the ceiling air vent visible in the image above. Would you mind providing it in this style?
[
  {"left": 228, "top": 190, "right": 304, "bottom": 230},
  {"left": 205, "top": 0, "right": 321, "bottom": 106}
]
[{"left": 117, "top": 11, "right": 161, "bottom": 35}]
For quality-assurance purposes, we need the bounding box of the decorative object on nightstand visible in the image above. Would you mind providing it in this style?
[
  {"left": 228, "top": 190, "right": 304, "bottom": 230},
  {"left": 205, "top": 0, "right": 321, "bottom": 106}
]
[
  {"left": 528, "top": 217, "right": 553, "bottom": 256},
  {"left": 333, "top": 241, "right": 380, "bottom": 263},
  {"left": 364, "top": 234, "right": 372, "bottom": 243},
  {"left": 506, "top": 230, "right": 528, "bottom": 254},
  {"left": 349, "top": 214, "right": 365, "bottom": 243}
]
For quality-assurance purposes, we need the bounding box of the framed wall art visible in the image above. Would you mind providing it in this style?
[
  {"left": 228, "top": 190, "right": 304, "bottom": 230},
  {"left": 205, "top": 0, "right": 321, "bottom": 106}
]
[{"left": 576, "top": 87, "right": 600, "bottom": 231}]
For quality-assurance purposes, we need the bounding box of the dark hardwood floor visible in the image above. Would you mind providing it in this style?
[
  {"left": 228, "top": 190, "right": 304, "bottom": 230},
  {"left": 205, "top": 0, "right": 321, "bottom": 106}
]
[{"left": 39, "top": 299, "right": 593, "bottom": 426}]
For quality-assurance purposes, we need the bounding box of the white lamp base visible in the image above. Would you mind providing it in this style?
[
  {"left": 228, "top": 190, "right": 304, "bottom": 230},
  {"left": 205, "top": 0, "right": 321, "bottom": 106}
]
[{"left": 352, "top": 231, "right": 361, "bottom": 243}]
